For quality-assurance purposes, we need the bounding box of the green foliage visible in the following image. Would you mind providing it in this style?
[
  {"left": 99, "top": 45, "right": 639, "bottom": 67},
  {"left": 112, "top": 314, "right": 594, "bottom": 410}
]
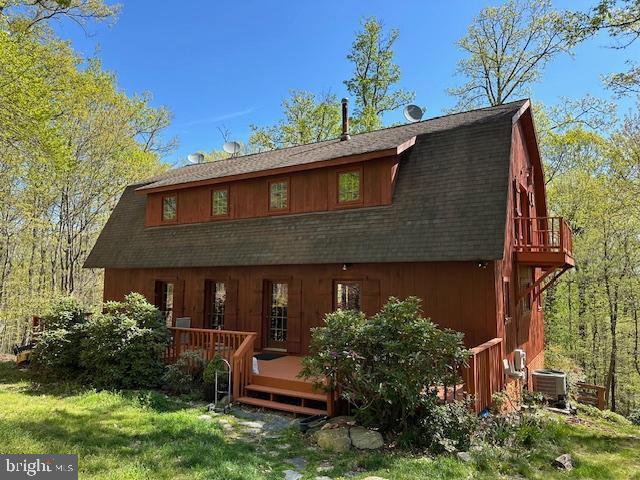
[
  {"left": 31, "top": 297, "right": 90, "bottom": 376},
  {"left": 203, "top": 354, "right": 228, "bottom": 386},
  {"left": 33, "top": 294, "right": 167, "bottom": 389},
  {"left": 249, "top": 90, "right": 341, "bottom": 151},
  {"left": 79, "top": 294, "right": 168, "bottom": 389},
  {"left": 450, "top": 0, "right": 570, "bottom": 109},
  {"left": 162, "top": 351, "right": 205, "bottom": 394},
  {"left": 344, "top": 17, "right": 414, "bottom": 132},
  {"left": 301, "top": 297, "right": 469, "bottom": 442},
  {"left": 416, "top": 400, "right": 479, "bottom": 453},
  {"left": 248, "top": 16, "right": 413, "bottom": 150},
  {"left": 629, "top": 409, "right": 640, "bottom": 425},
  {"left": 0, "top": 0, "right": 172, "bottom": 355}
]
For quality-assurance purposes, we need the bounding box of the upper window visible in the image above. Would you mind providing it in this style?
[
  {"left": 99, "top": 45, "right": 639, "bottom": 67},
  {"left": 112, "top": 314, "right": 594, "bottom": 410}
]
[
  {"left": 212, "top": 188, "right": 228, "bottom": 216},
  {"left": 162, "top": 195, "right": 177, "bottom": 222},
  {"left": 269, "top": 180, "right": 288, "bottom": 210},
  {"left": 335, "top": 281, "right": 361, "bottom": 311},
  {"left": 338, "top": 171, "right": 361, "bottom": 203}
]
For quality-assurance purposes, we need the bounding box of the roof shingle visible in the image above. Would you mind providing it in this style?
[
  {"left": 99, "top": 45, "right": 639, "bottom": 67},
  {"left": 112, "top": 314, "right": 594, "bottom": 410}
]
[{"left": 84, "top": 100, "right": 526, "bottom": 268}]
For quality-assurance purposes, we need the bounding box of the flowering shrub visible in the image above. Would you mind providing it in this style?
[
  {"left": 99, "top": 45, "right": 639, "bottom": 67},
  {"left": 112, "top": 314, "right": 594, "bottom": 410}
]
[{"left": 300, "top": 296, "right": 470, "bottom": 444}]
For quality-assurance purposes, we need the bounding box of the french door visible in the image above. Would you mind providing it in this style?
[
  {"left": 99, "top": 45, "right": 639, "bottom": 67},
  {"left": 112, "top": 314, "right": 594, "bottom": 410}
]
[{"left": 264, "top": 281, "right": 289, "bottom": 350}]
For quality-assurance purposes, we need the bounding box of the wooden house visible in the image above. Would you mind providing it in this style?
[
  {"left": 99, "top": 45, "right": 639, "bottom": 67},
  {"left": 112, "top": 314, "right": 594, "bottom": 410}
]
[{"left": 85, "top": 99, "right": 574, "bottom": 414}]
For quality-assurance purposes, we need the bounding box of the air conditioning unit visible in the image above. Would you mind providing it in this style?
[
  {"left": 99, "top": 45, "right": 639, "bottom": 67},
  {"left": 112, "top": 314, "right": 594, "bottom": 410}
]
[
  {"left": 514, "top": 349, "right": 527, "bottom": 371},
  {"left": 532, "top": 369, "right": 568, "bottom": 402}
]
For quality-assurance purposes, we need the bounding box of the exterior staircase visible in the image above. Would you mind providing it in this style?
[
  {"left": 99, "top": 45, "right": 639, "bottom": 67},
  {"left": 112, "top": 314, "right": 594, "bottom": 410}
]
[{"left": 238, "top": 372, "right": 330, "bottom": 416}]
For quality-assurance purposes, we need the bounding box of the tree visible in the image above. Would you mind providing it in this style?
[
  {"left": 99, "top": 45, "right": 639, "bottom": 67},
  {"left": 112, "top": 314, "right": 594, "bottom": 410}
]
[
  {"left": 248, "top": 17, "right": 414, "bottom": 150},
  {"left": 344, "top": 17, "right": 414, "bottom": 132},
  {"left": 249, "top": 90, "right": 341, "bottom": 151},
  {"left": 0, "top": 0, "right": 172, "bottom": 353},
  {"left": 566, "top": 1, "right": 640, "bottom": 96},
  {"left": 450, "top": 0, "right": 570, "bottom": 109}
]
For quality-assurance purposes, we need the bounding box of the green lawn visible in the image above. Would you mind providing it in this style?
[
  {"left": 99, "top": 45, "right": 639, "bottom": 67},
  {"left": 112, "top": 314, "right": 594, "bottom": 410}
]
[{"left": 0, "top": 361, "right": 638, "bottom": 480}]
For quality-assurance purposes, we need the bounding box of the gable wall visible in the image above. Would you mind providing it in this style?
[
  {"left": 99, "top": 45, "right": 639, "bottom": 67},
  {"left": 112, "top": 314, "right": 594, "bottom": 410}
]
[{"left": 496, "top": 115, "right": 547, "bottom": 375}]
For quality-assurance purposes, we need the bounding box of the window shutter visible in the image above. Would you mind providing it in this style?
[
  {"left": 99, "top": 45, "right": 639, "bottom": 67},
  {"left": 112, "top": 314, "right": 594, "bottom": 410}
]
[
  {"left": 248, "top": 278, "right": 263, "bottom": 346},
  {"left": 362, "top": 278, "right": 381, "bottom": 316},
  {"left": 286, "top": 278, "right": 302, "bottom": 354}
]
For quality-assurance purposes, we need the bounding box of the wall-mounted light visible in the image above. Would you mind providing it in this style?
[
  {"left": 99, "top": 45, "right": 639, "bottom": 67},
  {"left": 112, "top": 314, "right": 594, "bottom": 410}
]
[
  {"left": 476, "top": 261, "right": 488, "bottom": 269},
  {"left": 342, "top": 263, "right": 352, "bottom": 271}
]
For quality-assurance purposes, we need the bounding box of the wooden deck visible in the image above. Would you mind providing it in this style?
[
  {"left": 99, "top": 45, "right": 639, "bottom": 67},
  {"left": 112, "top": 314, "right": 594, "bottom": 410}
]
[
  {"left": 240, "top": 355, "right": 332, "bottom": 416},
  {"left": 164, "top": 327, "right": 504, "bottom": 415}
]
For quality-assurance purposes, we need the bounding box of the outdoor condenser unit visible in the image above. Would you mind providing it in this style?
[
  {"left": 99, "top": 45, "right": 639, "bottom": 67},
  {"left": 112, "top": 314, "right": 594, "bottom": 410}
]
[{"left": 532, "top": 369, "right": 568, "bottom": 402}]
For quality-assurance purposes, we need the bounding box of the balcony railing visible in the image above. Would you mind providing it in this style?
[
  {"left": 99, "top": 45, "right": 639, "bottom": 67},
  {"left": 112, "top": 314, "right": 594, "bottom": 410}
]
[{"left": 514, "top": 216, "right": 573, "bottom": 257}]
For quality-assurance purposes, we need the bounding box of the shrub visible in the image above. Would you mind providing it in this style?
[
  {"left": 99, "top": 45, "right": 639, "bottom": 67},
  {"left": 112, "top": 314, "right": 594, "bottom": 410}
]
[
  {"left": 628, "top": 409, "right": 640, "bottom": 425},
  {"left": 417, "top": 400, "right": 479, "bottom": 453},
  {"left": 31, "top": 297, "right": 90, "bottom": 377},
  {"left": 203, "top": 354, "right": 228, "bottom": 385},
  {"left": 79, "top": 293, "right": 168, "bottom": 389},
  {"left": 300, "top": 296, "right": 470, "bottom": 444},
  {"left": 162, "top": 351, "right": 205, "bottom": 394}
]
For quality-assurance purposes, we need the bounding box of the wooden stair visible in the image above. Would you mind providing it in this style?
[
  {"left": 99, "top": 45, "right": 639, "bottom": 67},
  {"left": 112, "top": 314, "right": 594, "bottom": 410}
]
[{"left": 237, "top": 374, "right": 329, "bottom": 415}]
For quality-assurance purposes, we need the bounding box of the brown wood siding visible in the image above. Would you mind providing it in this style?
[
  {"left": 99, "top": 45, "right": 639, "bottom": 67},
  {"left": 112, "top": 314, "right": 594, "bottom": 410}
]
[
  {"left": 144, "top": 156, "right": 397, "bottom": 227},
  {"left": 104, "top": 261, "right": 497, "bottom": 353},
  {"left": 496, "top": 118, "right": 546, "bottom": 367}
]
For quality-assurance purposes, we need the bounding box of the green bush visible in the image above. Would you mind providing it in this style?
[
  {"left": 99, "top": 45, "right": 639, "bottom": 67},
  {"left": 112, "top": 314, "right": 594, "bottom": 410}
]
[
  {"left": 31, "top": 297, "right": 90, "bottom": 377},
  {"left": 32, "top": 293, "right": 168, "bottom": 390},
  {"left": 203, "top": 354, "right": 228, "bottom": 385},
  {"left": 79, "top": 293, "right": 168, "bottom": 389},
  {"left": 628, "top": 409, "right": 640, "bottom": 425},
  {"left": 300, "top": 296, "right": 470, "bottom": 445},
  {"left": 418, "top": 400, "right": 479, "bottom": 453},
  {"left": 162, "top": 351, "right": 206, "bottom": 394}
]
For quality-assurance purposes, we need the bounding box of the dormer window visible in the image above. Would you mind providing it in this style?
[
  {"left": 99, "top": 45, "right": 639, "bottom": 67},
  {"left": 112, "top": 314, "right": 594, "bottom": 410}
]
[
  {"left": 269, "top": 179, "right": 289, "bottom": 211},
  {"left": 162, "top": 195, "right": 177, "bottom": 222},
  {"left": 212, "top": 188, "right": 228, "bottom": 217},
  {"left": 338, "top": 170, "right": 361, "bottom": 203}
]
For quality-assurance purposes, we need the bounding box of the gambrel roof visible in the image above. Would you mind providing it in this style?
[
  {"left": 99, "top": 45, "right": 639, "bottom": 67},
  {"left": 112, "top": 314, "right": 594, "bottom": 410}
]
[{"left": 85, "top": 100, "right": 529, "bottom": 269}]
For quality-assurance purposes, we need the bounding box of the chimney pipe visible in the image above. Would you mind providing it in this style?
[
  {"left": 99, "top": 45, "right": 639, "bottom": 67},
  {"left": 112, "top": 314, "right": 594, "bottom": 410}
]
[{"left": 340, "top": 98, "right": 350, "bottom": 141}]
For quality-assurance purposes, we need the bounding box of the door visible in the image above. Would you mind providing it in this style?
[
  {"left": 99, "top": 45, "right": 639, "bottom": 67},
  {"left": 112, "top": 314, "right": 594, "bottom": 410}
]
[{"left": 264, "top": 281, "right": 289, "bottom": 350}]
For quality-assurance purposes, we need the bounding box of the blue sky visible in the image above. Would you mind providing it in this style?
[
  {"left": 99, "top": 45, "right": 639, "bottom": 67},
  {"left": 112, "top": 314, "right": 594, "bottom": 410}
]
[{"left": 55, "top": 0, "right": 640, "bottom": 166}]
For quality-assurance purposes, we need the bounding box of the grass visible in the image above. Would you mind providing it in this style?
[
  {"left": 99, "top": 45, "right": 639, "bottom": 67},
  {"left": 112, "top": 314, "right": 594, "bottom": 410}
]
[{"left": 0, "top": 361, "right": 638, "bottom": 479}]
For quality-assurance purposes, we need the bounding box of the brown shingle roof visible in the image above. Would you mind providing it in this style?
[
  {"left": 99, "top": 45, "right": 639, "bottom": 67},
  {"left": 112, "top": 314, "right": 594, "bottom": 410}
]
[{"left": 84, "top": 100, "right": 528, "bottom": 269}]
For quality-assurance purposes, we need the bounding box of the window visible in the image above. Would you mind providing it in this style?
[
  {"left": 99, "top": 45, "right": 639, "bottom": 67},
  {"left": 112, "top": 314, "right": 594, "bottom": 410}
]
[
  {"left": 503, "top": 279, "right": 512, "bottom": 324},
  {"left": 268, "top": 282, "right": 288, "bottom": 343},
  {"left": 519, "top": 267, "right": 532, "bottom": 314},
  {"left": 269, "top": 180, "right": 288, "bottom": 210},
  {"left": 211, "top": 188, "right": 228, "bottom": 217},
  {"left": 338, "top": 170, "right": 361, "bottom": 203},
  {"left": 154, "top": 281, "right": 174, "bottom": 326},
  {"left": 162, "top": 195, "right": 177, "bottom": 222},
  {"left": 204, "top": 281, "right": 226, "bottom": 329},
  {"left": 335, "top": 281, "right": 361, "bottom": 311}
]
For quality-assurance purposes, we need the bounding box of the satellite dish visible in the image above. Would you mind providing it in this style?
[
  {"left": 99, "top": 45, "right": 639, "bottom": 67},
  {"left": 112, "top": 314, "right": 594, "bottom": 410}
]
[
  {"left": 403, "top": 104, "right": 424, "bottom": 123},
  {"left": 223, "top": 141, "right": 242, "bottom": 156},
  {"left": 187, "top": 152, "right": 204, "bottom": 164}
]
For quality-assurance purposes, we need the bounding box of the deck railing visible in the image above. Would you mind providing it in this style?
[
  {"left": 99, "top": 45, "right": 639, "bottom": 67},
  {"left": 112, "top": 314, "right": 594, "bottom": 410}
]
[
  {"left": 514, "top": 216, "right": 573, "bottom": 257},
  {"left": 231, "top": 333, "right": 256, "bottom": 399},
  {"left": 576, "top": 382, "right": 606, "bottom": 410},
  {"left": 165, "top": 327, "right": 255, "bottom": 366},
  {"left": 461, "top": 337, "right": 504, "bottom": 412}
]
